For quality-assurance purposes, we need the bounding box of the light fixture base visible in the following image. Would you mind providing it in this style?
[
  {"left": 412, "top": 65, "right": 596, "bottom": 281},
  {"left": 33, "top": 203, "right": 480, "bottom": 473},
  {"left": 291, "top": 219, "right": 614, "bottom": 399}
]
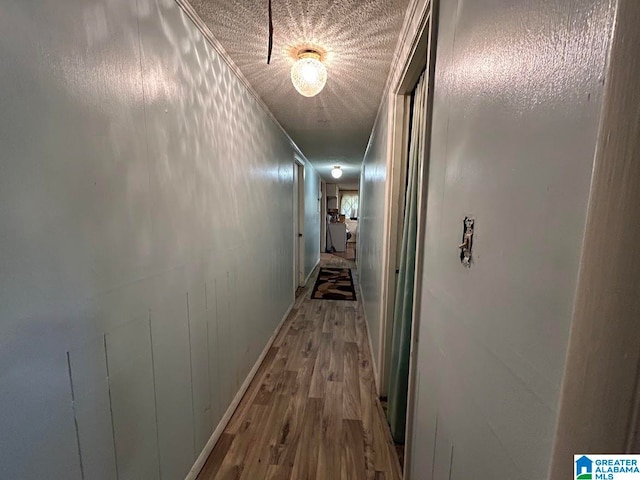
[{"left": 298, "top": 49, "right": 321, "bottom": 61}]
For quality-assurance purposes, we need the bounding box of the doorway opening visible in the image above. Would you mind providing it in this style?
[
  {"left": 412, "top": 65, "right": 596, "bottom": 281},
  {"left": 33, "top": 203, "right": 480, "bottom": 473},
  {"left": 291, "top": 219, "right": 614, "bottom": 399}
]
[
  {"left": 376, "top": 0, "right": 439, "bottom": 474},
  {"left": 293, "top": 159, "right": 305, "bottom": 293},
  {"left": 386, "top": 68, "right": 428, "bottom": 445}
]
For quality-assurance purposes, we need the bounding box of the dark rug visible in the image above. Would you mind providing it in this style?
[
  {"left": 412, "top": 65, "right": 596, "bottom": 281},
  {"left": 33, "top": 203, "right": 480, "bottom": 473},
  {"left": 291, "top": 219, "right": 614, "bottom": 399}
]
[{"left": 310, "top": 267, "right": 357, "bottom": 301}]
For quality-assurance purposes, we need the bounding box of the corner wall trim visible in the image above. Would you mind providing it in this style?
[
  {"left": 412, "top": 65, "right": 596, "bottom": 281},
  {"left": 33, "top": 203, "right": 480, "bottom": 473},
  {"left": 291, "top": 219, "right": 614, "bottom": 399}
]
[
  {"left": 549, "top": 0, "right": 640, "bottom": 475},
  {"left": 184, "top": 301, "right": 294, "bottom": 480}
]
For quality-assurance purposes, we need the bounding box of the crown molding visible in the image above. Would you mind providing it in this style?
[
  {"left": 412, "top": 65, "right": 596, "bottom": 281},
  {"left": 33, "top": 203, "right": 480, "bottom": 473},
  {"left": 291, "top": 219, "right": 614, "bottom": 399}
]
[
  {"left": 387, "top": 0, "right": 432, "bottom": 93},
  {"left": 173, "top": 0, "right": 309, "bottom": 163},
  {"left": 363, "top": 0, "right": 431, "bottom": 162}
]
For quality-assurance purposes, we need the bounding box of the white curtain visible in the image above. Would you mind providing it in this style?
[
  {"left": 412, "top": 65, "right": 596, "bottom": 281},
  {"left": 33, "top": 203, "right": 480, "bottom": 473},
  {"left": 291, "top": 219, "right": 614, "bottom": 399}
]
[{"left": 340, "top": 192, "right": 359, "bottom": 218}]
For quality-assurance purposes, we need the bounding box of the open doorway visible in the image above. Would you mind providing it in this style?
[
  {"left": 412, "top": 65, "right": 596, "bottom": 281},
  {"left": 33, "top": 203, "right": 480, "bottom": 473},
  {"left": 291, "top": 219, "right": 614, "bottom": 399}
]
[
  {"left": 376, "top": 0, "right": 438, "bottom": 472},
  {"left": 293, "top": 158, "right": 305, "bottom": 293},
  {"left": 326, "top": 185, "right": 359, "bottom": 262},
  {"left": 340, "top": 187, "right": 359, "bottom": 262},
  {"left": 320, "top": 181, "right": 327, "bottom": 254},
  {"left": 386, "top": 68, "right": 429, "bottom": 445}
]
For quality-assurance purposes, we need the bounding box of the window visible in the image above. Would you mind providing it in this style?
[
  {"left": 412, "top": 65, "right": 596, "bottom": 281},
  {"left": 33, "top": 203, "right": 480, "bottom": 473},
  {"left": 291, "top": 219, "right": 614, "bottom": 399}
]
[{"left": 340, "top": 192, "right": 359, "bottom": 218}]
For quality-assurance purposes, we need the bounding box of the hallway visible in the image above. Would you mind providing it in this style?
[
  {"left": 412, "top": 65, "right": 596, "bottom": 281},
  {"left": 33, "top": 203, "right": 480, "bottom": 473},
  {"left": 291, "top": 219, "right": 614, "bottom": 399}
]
[
  {"left": 197, "top": 255, "right": 401, "bottom": 480},
  {"left": 3, "top": 0, "right": 640, "bottom": 477}
]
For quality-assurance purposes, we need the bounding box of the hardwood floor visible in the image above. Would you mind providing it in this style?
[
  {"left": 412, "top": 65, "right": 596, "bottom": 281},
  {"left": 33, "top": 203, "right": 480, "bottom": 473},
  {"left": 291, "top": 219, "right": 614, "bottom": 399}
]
[
  {"left": 330, "top": 243, "right": 357, "bottom": 262},
  {"left": 197, "top": 254, "right": 402, "bottom": 480}
]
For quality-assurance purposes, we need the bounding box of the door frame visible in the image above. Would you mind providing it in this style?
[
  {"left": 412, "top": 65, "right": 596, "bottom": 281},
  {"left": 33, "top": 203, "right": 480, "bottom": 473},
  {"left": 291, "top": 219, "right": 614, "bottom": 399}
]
[
  {"left": 293, "top": 157, "right": 305, "bottom": 293},
  {"left": 376, "top": 0, "right": 438, "bottom": 474}
]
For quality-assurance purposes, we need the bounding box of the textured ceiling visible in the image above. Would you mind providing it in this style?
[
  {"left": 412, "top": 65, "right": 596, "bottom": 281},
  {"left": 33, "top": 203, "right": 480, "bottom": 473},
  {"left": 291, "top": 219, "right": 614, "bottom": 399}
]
[{"left": 188, "top": 0, "right": 410, "bottom": 183}]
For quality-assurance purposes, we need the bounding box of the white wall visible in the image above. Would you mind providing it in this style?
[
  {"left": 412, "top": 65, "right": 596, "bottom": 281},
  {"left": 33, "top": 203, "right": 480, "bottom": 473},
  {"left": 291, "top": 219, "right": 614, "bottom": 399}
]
[
  {"left": 408, "top": 0, "right": 617, "bottom": 478},
  {"left": 0, "top": 1, "right": 314, "bottom": 478},
  {"left": 358, "top": 95, "right": 390, "bottom": 370}
]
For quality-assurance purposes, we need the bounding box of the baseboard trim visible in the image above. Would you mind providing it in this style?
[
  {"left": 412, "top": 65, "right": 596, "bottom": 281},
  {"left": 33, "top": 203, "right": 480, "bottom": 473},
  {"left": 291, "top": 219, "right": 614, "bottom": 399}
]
[
  {"left": 184, "top": 301, "right": 294, "bottom": 480},
  {"left": 358, "top": 286, "right": 380, "bottom": 393},
  {"left": 365, "top": 310, "right": 380, "bottom": 392},
  {"left": 304, "top": 257, "right": 321, "bottom": 286}
]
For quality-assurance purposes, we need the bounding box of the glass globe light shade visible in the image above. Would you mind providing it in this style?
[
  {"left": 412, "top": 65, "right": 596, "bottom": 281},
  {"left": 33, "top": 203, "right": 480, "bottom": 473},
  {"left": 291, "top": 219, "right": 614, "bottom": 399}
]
[
  {"left": 291, "top": 51, "right": 327, "bottom": 97},
  {"left": 331, "top": 166, "right": 343, "bottom": 179}
]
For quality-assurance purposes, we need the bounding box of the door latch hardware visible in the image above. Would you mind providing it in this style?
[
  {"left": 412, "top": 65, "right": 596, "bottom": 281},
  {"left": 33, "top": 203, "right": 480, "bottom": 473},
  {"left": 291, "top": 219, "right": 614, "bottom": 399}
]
[{"left": 459, "top": 217, "right": 474, "bottom": 267}]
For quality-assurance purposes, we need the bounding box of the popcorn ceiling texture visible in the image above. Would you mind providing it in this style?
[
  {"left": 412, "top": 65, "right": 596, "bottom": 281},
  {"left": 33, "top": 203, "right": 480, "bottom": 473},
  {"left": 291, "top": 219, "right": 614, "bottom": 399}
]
[{"left": 189, "top": 0, "right": 410, "bottom": 183}]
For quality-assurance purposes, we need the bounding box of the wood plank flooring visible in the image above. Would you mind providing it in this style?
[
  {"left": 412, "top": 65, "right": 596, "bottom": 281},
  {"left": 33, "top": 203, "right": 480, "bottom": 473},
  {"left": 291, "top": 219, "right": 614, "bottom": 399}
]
[{"left": 197, "top": 254, "right": 401, "bottom": 480}]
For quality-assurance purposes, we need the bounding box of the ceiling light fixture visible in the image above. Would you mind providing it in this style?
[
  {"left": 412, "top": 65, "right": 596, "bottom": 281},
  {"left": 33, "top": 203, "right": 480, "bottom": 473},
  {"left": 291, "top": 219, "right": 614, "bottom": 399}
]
[
  {"left": 331, "top": 166, "right": 343, "bottom": 179},
  {"left": 291, "top": 49, "right": 327, "bottom": 97}
]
